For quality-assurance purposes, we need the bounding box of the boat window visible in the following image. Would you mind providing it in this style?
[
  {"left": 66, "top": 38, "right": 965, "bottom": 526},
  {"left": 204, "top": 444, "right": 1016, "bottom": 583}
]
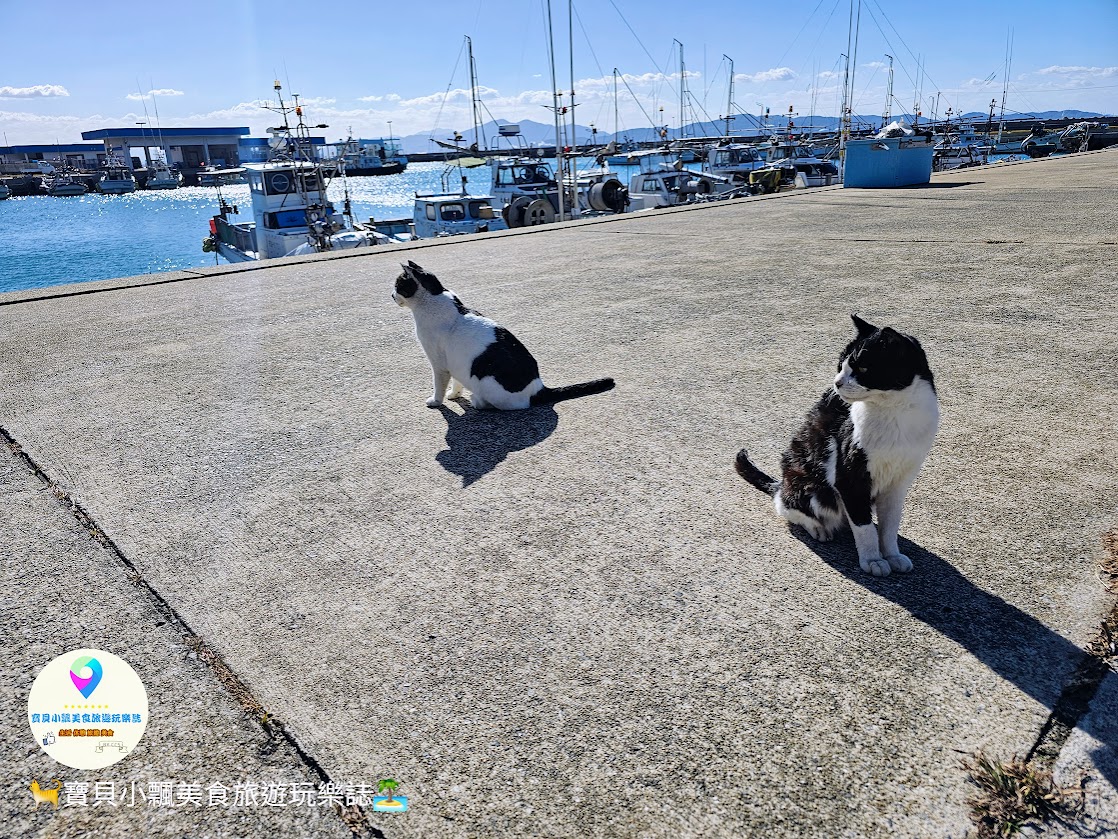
[
  {"left": 425, "top": 204, "right": 436, "bottom": 221},
  {"left": 249, "top": 173, "right": 264, "bottom": 192},
  {"left": 264, "top": 209, "right": 307, "bottom": 229},
  {"left": 300, "top": 173, "right": 321, "bottom": 192},
  {"left": 641, "top": 179, "right": 660, "bottom": 191},
  {"left": 440, "top": 203, "right": 466, "bottom": 221},
  {"left": 265, "top": 171, "right": 295, "bottom": 194},
  {"left": 468, "top": 201, "right": 489, "bottom": 219}
]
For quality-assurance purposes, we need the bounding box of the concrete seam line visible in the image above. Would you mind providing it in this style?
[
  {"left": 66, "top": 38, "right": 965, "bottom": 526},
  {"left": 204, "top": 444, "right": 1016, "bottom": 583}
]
[
  {"left": 0, "top": 426, "right": 385, "bottom": 839},
  {"left": 1025, "top": 529, "right": 1118, "bottom": 769}
]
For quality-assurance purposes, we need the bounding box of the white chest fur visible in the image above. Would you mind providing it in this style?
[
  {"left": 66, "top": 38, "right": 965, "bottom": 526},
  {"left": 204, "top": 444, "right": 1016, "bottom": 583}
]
[{"left": 850, "top": 378, "right": 939, "bottom": 493}]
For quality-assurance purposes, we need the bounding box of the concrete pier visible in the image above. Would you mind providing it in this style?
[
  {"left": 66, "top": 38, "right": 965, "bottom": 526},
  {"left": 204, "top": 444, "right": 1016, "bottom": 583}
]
[{"left": 3, "top": 150, "right": 1116, "bottom": 838}]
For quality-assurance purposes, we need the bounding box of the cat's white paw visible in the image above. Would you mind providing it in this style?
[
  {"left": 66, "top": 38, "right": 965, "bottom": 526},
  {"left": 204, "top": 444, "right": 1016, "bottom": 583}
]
[
  {"left": 447, "top": 382, "right": 463, "bottom": 398},
  {"left": 426, "top": 397, "right": 444, "bottom": 408},
  {"left": 860, "top": 556, "right": 892, "bottom": 577},
  {"left": 885, "top": 553, "right": 913, "bottom": 573}
]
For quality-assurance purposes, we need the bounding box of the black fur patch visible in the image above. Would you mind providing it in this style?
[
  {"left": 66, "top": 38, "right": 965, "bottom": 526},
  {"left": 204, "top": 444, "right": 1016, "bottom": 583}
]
[
  {"left": 451, "top": 294, "right": 482, "bottom": 317},
  {"left": 407, "top": 261, "right": 444, "bottom": 296},
  {"left": 778, "top": 390, "right": 847, "bottom": 517},
  {"left": 470, "top": 327, "right": 539, "bottom": 393},
  {"left": 395, "top": 273, "right": 417, "bottom": 298},
  {"left": 834, "top": 435, "right": 873, "bottom": 525}
]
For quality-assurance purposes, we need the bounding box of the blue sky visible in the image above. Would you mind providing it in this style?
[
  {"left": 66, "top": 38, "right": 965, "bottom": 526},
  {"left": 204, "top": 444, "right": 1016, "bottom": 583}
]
[{"left": 1, "top": 0, "right": 1116, "bottom": 145}]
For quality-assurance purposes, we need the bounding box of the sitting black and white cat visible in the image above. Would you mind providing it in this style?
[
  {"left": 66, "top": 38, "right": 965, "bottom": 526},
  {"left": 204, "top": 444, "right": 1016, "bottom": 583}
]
[
  {"left": 392, "top": 261, "right": 615, "bottom": 410},
  {"left": 735, "top": 315, "right": 939, "bottom": 577}
]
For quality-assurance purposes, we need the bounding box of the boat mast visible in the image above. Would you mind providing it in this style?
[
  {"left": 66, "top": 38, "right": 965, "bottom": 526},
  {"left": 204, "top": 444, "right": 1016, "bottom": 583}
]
[
  {"left": 913, "top": 56, "right": 923, "bottom": 128},
  {"left": 466, "top": 36, "right": 484, "bottom": 152},
  {"left": 882, "top": 54, "right": 893, "bottom": 126},
  {"left": 848, "top": 0, "right": 861, "bottom": 133},
  {"left": 568, "top": 0, "right": 579, "bottom": 218},
  {"left": 613, "top": 68, "right": 620, "bottom": 141},
  {"left": 675, "top": 39, "right": 685, "bottom": 140},
  {"left": 545, "top": 0, "right": 566, "bottom": 221},
  {"left": 998, "top": 28, "right": 1013, "bottom": 144},
  {"left": 724, "top": 55, "right": 734, "bottom": 137}
]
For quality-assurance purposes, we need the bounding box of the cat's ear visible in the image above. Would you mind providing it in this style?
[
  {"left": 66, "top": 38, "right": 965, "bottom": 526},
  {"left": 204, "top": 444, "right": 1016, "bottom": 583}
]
[{"left": 851, "top": 313, "right": 878, "bottom": 337}]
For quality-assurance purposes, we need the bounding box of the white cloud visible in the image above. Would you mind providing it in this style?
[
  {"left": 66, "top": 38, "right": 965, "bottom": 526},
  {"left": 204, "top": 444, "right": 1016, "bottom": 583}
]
[
  {"left": 735, "top": 68, "right": 796, "bottom": 83},
  {"left": 0, "top": 84, "right": 69, "bottom": 98},
  {"left": 1036, "top": 65, "right": 1117, "bottom": 78},
  {"left": 126, "top": 88, "right": 184, "bottom": 101}
]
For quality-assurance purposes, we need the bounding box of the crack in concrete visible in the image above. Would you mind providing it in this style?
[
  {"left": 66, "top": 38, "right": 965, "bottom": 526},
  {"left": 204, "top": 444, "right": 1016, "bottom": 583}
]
[
  {"left": 1027, "top": 531, "right": 1118, "bottom": 769},
  {"left": 1, "top": 427, "right": 385, "bottom": 839}
]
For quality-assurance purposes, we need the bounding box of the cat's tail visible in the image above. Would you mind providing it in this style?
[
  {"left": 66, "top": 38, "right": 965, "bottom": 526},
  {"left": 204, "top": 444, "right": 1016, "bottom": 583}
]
[
  {"left": 734, "top": 449, "right": 779, "bottom": 496},
  {"left": 530, "top": 378, "right": 615, "bottom": 406}
]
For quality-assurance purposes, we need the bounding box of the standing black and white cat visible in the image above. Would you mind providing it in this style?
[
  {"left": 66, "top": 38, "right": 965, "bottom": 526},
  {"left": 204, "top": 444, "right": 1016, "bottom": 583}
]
[
  {"left": 392, "top": 261, "right": 615, "bottom": 410},
  {"left": 735, "top": 315, "right": 939, "bottom": 577}
]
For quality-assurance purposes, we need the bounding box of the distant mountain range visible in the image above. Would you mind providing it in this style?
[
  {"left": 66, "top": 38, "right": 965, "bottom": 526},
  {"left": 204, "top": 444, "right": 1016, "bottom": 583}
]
[{"left": 398, "top": 110, "right": 1109, "bottom": 153}]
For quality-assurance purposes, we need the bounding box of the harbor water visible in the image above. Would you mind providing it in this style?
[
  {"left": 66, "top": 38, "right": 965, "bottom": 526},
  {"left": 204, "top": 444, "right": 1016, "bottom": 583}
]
[{"left": 0, "top": 161, "right": 514, "bottom": 293}]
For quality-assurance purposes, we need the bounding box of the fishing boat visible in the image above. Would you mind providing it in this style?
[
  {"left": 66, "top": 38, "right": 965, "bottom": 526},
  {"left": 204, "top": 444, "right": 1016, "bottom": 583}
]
[
  {"left": 413, "top": 190, "right": 506, "bottom": 238},
  {"left": 145, "top": 160, "right": 181, "bottom": 189},
  {"left": 932, "top": 134, "right": 987, "bottom": 171},
  {"left": 487, "top": 155, "right": 628, "bottom": 227},
  {"left": 625, "top": 150, "right": 736, "bottom": 210},
  {"left": 705, "top": 142, "right": 768, "bottom": 184},
  {"left": 336, "top": 136, "right": 407, "bottom": 176},
  {"left": 1021, "top": 125, "right": 1059, "bottom": 158},
  {"left": 98, "top": 159, "right": 137, "bottom": 194},
  {"left": 198, "top": 165, "right": 247, "bottom": 186},
  {"left": 46, "top": 171, "right": 88, "bottom": 196},
  {"left": 761, "top": 138, "right": 840, "bottom": 187},
  {"left": 202, "top": 82, "right": 378, "bottom": 263}
]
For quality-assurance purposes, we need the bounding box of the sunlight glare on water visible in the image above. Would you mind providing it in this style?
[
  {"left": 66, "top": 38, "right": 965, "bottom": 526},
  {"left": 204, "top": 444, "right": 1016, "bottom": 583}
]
[{"left": 0, "top": 161, "right": 497, "bottom": 293}]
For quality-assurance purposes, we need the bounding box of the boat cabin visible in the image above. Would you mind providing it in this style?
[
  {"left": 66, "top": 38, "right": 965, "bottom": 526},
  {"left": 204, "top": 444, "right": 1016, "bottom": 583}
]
[
  {"left": 413, "top": 194, "right": 506, "bottom": 238},
  {"left": 706, "top": 144, "right": 767, "bottom": 182}
]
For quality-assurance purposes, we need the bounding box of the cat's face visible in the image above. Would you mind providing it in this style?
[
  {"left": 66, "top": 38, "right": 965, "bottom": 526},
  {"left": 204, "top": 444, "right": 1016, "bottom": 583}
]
[
  {"left": 392, "top": 261, "right": 444, "bottom": 309},
  {"left": 834, "top": 315, "right": 932, "bottom": 402}
]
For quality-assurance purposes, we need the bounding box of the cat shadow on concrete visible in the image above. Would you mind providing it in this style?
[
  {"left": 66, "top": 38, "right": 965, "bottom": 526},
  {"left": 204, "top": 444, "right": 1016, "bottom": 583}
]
[
  {"left": 435, "top": 401, "right": 559, "bottom": 487},
  {"left": 793, "top": 528, "right": 1117, "bottom": 792}
]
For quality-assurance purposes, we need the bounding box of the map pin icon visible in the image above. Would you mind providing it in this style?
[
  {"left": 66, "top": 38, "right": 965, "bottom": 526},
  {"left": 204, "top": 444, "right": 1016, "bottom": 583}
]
[{"left": 70, "top": 656, "right": 103, "bottom": 699}]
